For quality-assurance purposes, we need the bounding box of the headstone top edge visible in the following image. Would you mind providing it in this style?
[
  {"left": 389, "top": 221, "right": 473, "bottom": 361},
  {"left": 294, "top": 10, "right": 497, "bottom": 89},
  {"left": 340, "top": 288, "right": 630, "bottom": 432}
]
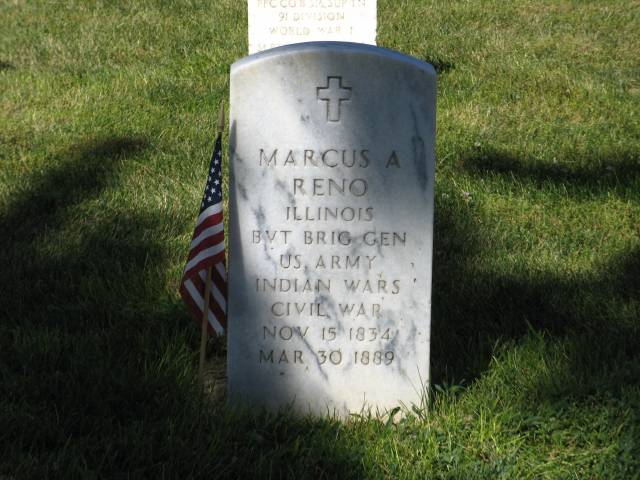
[{"left": 231, "top": 41, "right": 436, "bottom": 77}]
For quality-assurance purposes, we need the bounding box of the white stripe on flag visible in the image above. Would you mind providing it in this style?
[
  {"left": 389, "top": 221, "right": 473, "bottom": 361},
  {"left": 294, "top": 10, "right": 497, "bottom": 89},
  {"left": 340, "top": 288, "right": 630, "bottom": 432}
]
[
  {"left": 199, "top": 269, "right": 227, "bottom": 310},
  {"left": 215, "top": 262, "right": 226, "bottom": 277},
  {"left": 184, "top": 242, "right": 225, "bottom": 273},
  {"left": 196, "top": 203, "right": 223, "bottom": 226},
  {"left": 211, "top": 284, "right": 226, "bottom": 311},
  {"left": 184, "top": 279, "right": 224, "bottom": 335},
  {"left": 190, "top": 223, "right": 224, "bottom": 250}
]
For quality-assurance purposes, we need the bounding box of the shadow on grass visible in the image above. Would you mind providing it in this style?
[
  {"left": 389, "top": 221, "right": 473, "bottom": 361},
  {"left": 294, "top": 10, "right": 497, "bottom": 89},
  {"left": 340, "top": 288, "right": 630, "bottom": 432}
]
[
  {"left": 423, "top": 57, "right": 454, "bottom": 74},
  {"left": 208, "top": 406, "right": 370, "bottom": 479},
  {"left": 1, "top": 133, "right": 637, "bottom": 476},
  {"left": 460, "top": 147, "right": 640, "bottom": 198},
  {"left": 0, "top": 136, "right": 151, "bottom": 325},
  {"left": 0, "top": 135, "right": 368, "bottom": 478},
  {"left": 1, "top": 136, "right": 147, "bottom": 240},
  {"left": 430, "top": 147, "right": 640, "bottom": 395},
  {"left": 0, "top": 60, "right": 14, "bottom": 71}
]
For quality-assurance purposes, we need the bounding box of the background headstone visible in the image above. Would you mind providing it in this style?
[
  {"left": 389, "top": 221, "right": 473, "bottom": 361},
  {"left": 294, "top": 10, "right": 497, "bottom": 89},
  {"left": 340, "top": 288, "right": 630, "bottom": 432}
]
[
  {"left": 248, "top": 0, "right": 377, "bottom": 54},
  {"left": 228, "top": 42, "right": 436, "bottom": 417}
]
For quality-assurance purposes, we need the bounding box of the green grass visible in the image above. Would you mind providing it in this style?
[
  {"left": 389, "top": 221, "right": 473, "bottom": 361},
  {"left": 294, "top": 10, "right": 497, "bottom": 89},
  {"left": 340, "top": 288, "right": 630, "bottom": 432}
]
[{"left": 1, "top": 0, "right": 639, "bottom": 478}]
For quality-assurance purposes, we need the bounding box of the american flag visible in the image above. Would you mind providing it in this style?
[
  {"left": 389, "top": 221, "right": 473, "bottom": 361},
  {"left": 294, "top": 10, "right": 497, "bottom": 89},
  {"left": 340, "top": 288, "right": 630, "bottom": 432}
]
[{"left": 180, "top": 133, "right": 227, "bottom": 335}]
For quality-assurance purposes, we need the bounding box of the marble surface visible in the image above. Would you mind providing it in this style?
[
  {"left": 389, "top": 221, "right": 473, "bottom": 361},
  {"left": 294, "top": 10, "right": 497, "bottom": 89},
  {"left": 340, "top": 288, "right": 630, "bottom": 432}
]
[
  {"left": 248, "top": 0, "right": 376, "bottom": 54},
  {"left": 227, "top": 42, "right": 436, "bottom": 417}
]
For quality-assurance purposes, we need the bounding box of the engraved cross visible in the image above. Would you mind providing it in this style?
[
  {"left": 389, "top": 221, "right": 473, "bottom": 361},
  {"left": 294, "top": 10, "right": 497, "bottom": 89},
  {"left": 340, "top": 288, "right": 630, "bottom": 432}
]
[{"left": 317, "top": 76, "right": 352, "bottom": 122}]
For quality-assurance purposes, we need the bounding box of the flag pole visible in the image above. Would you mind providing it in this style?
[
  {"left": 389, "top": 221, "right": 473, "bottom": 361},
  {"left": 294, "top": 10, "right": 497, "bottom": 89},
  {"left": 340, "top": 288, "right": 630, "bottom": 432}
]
[{"left": 198, "top": 101, "right": 225, "bottom": 387}]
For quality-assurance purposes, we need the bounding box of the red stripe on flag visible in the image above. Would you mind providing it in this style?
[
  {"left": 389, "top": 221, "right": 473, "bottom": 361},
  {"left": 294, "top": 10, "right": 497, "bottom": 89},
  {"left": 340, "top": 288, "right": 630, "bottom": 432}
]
[
  {"left": 211, "top": 264, "right": 228, "bottom": 298},
  {"left": 193, "top": 212, "right": 224, "bottom": 238},
  {"left": 188, "top": 231, "right": 225, "bottom": 261}
]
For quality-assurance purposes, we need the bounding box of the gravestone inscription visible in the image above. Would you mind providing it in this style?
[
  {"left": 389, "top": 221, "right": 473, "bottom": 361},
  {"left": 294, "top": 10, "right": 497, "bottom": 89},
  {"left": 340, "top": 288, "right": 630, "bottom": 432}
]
[
  {"left": 227, "top": 42, "right": 436, "bottom": 416},
  {"left": 248, "top": 0, "right": 377, "bottom": 54}
]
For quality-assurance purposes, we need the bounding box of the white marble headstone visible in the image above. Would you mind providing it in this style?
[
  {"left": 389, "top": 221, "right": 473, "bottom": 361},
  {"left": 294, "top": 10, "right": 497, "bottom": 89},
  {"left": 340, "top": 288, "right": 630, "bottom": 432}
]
[
  {"left": 248, "top": 0, "right": 377, "bottom": 54},
  {"left": 227, "top": 42, "right": 436, "bottom": 417}
]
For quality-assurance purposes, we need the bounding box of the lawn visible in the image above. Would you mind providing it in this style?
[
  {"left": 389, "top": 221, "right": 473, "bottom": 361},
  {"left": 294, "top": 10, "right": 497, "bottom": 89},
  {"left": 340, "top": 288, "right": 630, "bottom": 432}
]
[{"left": 1, "top": 0, "right": 639, "bottom": 478}]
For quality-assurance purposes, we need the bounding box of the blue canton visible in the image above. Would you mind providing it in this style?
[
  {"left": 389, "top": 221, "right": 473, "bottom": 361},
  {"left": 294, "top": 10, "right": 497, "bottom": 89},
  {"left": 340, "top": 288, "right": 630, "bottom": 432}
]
[{"left": 201, "top": 135, "right": 223, "bottom": 212}]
